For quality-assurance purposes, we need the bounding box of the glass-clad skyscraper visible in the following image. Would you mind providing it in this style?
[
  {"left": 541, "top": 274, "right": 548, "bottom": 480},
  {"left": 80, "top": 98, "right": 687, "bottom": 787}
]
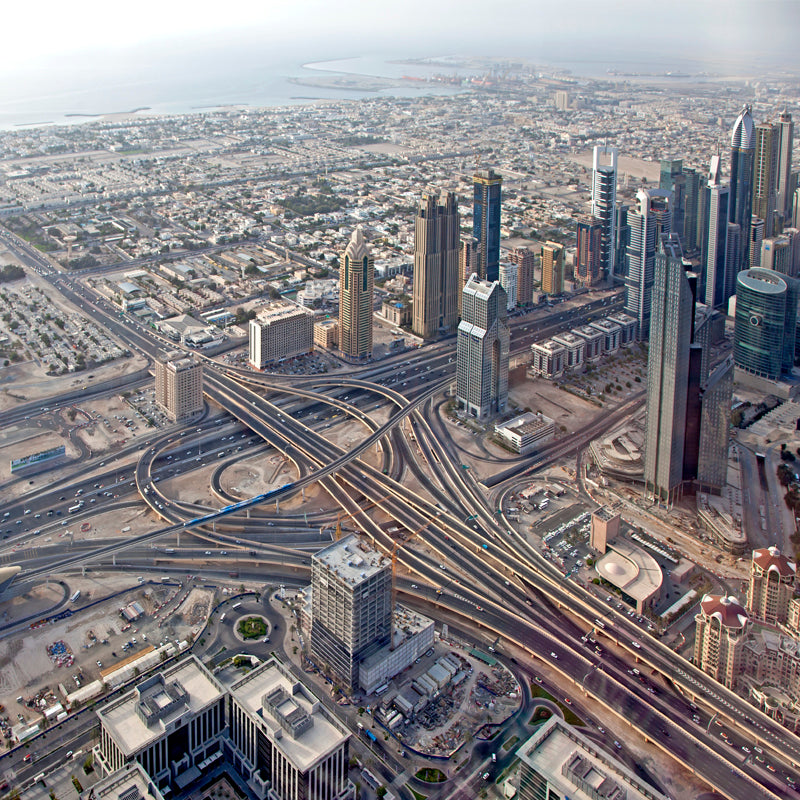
[
  {"left": 734, "top": 268, "right": 797, "bottom": 381},
  {"left": 473, "top": 168, "right": 502, "bottom": 282}
]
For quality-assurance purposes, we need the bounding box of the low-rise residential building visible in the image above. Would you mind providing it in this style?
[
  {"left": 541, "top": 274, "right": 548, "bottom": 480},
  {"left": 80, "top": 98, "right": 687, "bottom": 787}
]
[
  {"left": 572, "top": 324, "right": 604, "bottom": 360},
  {"left": 589, "top": 318, "right": 622, "bottom": 353},
  {"left": 551, "top": 331, "right": 585, "bottom": 369},
  {"left": 313, "top": 318, "right": 339, "bottom": 350}
]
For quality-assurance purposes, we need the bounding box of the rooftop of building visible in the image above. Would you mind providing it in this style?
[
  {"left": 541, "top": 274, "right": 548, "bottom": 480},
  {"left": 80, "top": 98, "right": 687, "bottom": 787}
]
[
  {"left": 589, "top": 318, "right": 621, "bottom": 333},
  {"left": 595, "top": 538, "right": 662, "bottom": 603},
  {"left": 516, "top": 716, "right": 669, "bottom": 800},
  {"left": 159, "top": 314, "right": 207, "bottom": 334},
  {"left": 253, "top": 299, "right": 312, "bottom": 323},
  {"left": 606, "top": 312, "right": 637, "bottom": 325},
  {"left": 531, "top": 339, "right": 564, "bottom": 353},
  {"left": 81, "top": 762, "right": 164, "bottom": 800},
  {"left": 592, "top": 507, "right": 619, "bottom": 523},
  {"left": 572, "top": 325, "right": 603, "bottom": 339},
  {"left": 97, "top": 656, "right": 224, "bottom": 756},
  {"left": 738, "top": 268, "right": 790, "bottom": 294},
  {"left": 552, "top": 331, "right": 584, "bottom": 346},
  {"left": 227, "top": 657, "right": 349, "bottom": 772},
  {"left": 312, "top": 534, "right": 389, "bottom": 586},
  {"left": 361, "top": 605, "right": 435, "bottom": 671},
  {"left": 700, "top": 594, "right": 748, "bottom": 629},
  {"left": 752, "top": 545, "right": 796, "bottom": 578},
  {"left": 496, "top": 412, "right": 555, "bottom": 436}
]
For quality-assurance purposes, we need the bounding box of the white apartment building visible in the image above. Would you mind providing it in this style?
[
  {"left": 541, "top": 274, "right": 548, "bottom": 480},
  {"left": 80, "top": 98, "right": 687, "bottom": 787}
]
[
  {"left": 530, "top": 340, "right": 565, "bottom": 379},
  {"left": 249, "top": 300, "right": 314, "bottom": 368}
]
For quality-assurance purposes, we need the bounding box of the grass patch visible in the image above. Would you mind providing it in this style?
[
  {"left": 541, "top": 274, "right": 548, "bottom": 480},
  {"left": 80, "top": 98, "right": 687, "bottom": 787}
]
[
  {"left": 557, "top": 703, "right": 585, "bottom": 726},
  {"left": 415, "top": 768, "right": 446, "bottom": 783},
  {"left": 411, "top": 791, "right": 427, "bottom": 800},
  {"left": 237, "top": 616, "right": 267, "bottom": 640},
  {"left": 502, "top": 735, "right": 519, "bottom": 752},
  {"left": 530, "top": 684, "right": 556, "bottom": 702}
]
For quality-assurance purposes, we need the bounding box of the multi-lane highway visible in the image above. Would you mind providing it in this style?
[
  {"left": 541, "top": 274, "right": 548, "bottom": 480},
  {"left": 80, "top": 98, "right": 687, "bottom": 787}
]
[{"left": 1, "top": 256, "right": 795, "bottom": 798}]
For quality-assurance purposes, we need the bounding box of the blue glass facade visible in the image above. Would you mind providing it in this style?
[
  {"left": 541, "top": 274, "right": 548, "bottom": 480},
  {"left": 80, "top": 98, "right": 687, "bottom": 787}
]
[{"left": 473, "top": 169, "right": 502, "bottom": 282}]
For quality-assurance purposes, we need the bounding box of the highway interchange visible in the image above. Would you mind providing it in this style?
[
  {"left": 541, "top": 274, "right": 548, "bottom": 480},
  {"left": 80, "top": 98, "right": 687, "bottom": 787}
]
[{"left": 1, "top": 233, "right": 799, "bottom": 799}]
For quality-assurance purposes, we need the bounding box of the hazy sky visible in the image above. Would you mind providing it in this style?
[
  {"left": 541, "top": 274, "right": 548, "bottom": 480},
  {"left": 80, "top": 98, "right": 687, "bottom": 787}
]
[{"left": 4, "top": 0, "right": 800, "bottom": 74}]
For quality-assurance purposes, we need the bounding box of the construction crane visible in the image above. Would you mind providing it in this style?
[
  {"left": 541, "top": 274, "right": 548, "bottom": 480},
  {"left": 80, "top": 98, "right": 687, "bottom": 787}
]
[
  {"left": 334, "top": 495, "right": 392, "bottom": 540},
  {"left": 390, "top": 518, "right": 437, "bottom": 609}
]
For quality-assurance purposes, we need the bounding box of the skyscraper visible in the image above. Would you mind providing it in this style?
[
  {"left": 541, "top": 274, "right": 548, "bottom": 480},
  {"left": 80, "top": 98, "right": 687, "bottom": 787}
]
[
  {"left": 697, "top": 357, "right": 734, "bottom": 494},
  {"left": 591, "top": 145, "right": 618, "bottom": 278},
  {"left": 752, "top": 121, "right": 779, "bottom": 238},
  {"left": 750, "top": 217, "right": 765, "bottom": 267},
  {"left": 777, "top": 109, "right": 795, "bottom": 221},
  {"left": 704, "top": 154, "right": 731, "bottom": 308},
  {"left": 660, "top": 158, "right": 685, "bottom": 243},
  {"left": 730, "top": 105, "right": 756, "bottom": 276},
  {"left": 624, "top": 189, "right": 663, "bottom": 338},
  {"left": 499, "top": 261, "right": 518, "bottom": 310},
  {"left": 734, "top": 268, "right": 798, "bottom": 381},
  {"left": 510, "top": 247, "right": 535, "bottom": 306},
  {"left": 683, "top": 167, "right": 703, "bottom": 254},
  {"left": 310, "top": 535, "right": 392, "bottom": 690},
  {"left": 473, "top": 168, "right": 502, "bottom": 282},
  {"left": 412, "top": 189, "right": 460, "bottom": 339},
  {"left": 338, "top": 227, "right": 374, "bottom": 361},
  {"left": 644, "top": 234, "right": 694, "bottom": 505},
  {"left": 540, "top": 241, "right": 565, "bottom": 295},
  {"left": 575, "top": 218, "right": 602, "bottom": 287},
  {"left": 457, "top": 275, "right": 509, "bottom": 420}
]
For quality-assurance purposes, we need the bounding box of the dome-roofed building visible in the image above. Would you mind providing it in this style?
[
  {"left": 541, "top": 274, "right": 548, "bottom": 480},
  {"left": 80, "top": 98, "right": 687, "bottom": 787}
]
[
  {"left": 694, "top": 594, "right": 749, "bottom": 688},
  {"left": 748, "top": 546, "right": 796, "bottom": 627}
]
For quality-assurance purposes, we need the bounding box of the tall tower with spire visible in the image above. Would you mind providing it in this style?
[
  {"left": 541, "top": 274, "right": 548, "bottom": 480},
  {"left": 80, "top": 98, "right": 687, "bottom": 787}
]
[
  {"left": 730, "top": 105, "right": 756, "bottom": 277},
  {"left": 338, "top": 227, "right": 374, "bottom": 361}
]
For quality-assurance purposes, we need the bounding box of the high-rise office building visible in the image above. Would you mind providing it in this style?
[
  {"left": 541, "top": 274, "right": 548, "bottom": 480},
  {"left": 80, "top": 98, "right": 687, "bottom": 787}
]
[
  {"left": 310, "top": 535, "right": 392, "bottom": 691},
  {"left": 624, "top": 189, "right": 666, "bottom": 338},
  {"left": 412, "top": 189, "right": 460, "bottom": 339},
  {"left": 154, "top": 352, "right": 203, "bottom": 422},
  {"left": 753, "top": 121, "right": 779, "bottom": 238},
  {"left": 683, "top": 167, "right": 703, "bottom": 254},
  {"left": 459, "top": 237, "right": 479, "bottom": 316},
  {"left": 750, "top": 217, "right": 765, "bottom": 267},
  {"left": 725, "top": 223, "right": 742, "bottom": 302},
  {"left": 660, "top": 158, "right": 685, "bottom": 243},
  {"left": 734, "top": 268, "right": 798, "bottom": 381},
  {"left": 510, "top": 247, "right": 535, "bottom": 306},
  {"left": 614, "top": 201, "right": 630, "bottom": 278},
  {"left": 762, "top": 236, "right": 794, "bottom": 275},
  {"left": 338, "top": 227, "right": 374, "bottom": 361},
  {"left": 248, "top": 301, "right": 314, "bottom": 368},
  {"left": 473, "top": 168, "right": 502, "bottom": 282},
  {"left": 643, "top": 234, "right": 694, "bottom": 505},
  {"left": 730, "top": 105, "right": 756, "bottom": 276},
  {"left": 540, "top": 241, "right": 565, "bottom": 295},
  {"left": 697, "top": 357, "right": 734, "bottom": 494},
  {"left": 457, "top": 275, "right": 509, "bottom": 420},
  {"left": 591, "top": 145, "right": 618, "bottom": 278},
  {"left": 705, "top": 154, "right": 731, "bottom": 308},
  {"left": 498, "top": 261, "right": 518, "bottom": 310},
  {"left": 777, "top": 109, "right": 795, "bottom": 221},
  {"left": 575, "top": 218, "right": 602, "bottom": 287}
]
